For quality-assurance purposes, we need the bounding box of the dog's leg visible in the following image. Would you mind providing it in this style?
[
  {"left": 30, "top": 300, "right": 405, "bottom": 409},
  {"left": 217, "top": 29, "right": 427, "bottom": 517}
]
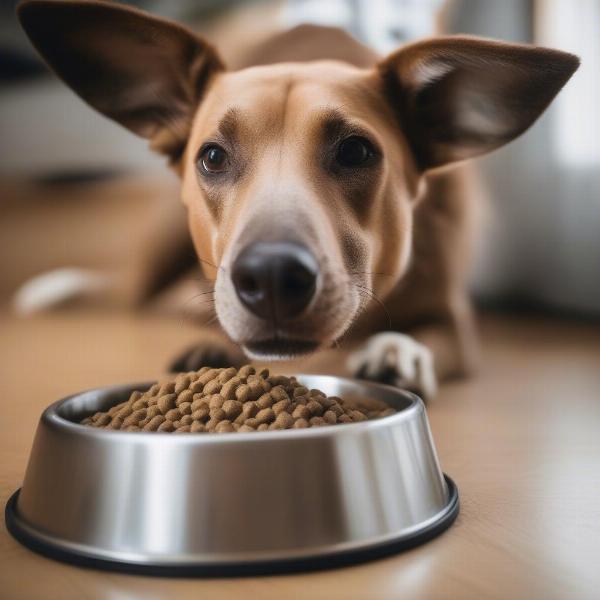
[
  {"left": 169, "top": 330, "right": 247, "bottom": 372},
  {"left": 348, "top": 331, "right": 438, "bottom": 399},
  {"left": 347, "top": 306, "right": 478, "bottom": 401}
]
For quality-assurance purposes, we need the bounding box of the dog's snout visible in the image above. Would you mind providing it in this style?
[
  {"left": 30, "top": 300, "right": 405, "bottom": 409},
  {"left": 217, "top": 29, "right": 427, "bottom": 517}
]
[{"left": 231, "top": 241, "right": 318, "bottom": 321}]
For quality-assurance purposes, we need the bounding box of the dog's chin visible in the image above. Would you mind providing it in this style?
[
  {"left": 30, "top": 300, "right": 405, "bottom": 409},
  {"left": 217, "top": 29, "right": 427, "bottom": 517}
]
[{"left": 243, "top": 338, "right": 320, "bottom": 361}]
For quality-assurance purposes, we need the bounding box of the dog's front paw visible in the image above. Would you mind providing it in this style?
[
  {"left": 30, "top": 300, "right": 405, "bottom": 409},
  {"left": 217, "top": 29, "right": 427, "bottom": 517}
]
[
  {"left": 347, "top": 332, "right": 437, "bottom": 400},
  {"left": 169, "top": 341, "right": 246, "bottom": 373}
]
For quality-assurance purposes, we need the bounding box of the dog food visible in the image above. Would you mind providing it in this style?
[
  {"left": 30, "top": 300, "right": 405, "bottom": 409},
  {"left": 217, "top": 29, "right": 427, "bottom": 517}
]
[{"left": 81, "top": 366, "right": 396, "bottom": 433}]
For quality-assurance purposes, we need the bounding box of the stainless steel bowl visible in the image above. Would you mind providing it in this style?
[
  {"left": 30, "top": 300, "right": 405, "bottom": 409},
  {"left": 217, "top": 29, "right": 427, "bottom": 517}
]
[{"left": 5, "top": 375, "right": 458, "bottom": 576}]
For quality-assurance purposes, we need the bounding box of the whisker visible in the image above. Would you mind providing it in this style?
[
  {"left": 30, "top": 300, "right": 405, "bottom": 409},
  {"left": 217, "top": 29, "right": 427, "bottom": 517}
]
[
  {"left": 194, "top": 254, "right": 225, "bottom": 273},
  {"left": 348, "top": 271, "right": 394, "bottom": 278},
  {"left": 203, "top": 313, "right": 219, "bottom": 327},
  {"left": 352, "top": 283, "right": 392, "bottom": 329}
]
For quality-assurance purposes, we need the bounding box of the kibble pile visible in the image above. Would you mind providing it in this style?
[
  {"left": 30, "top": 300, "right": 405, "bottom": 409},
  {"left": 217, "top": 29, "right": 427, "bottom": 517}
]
[{"left": 81, "top": 365, "right": 395, "bottom": 433}]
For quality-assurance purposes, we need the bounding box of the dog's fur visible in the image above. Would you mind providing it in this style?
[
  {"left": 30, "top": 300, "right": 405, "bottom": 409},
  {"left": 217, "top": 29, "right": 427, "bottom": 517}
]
[{"left": 18, "top": 0, "right": 579, "bottom": 398}]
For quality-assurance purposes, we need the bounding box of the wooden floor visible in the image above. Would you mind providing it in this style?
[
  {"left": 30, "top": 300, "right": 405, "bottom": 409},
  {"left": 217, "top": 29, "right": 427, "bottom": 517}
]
[{"left": 0, "top": 310, "right": 599, "bottom": 600}]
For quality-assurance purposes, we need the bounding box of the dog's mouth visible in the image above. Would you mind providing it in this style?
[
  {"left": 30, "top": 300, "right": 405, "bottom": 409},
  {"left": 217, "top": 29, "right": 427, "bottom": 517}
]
[{"left": 243, "top": 337, "right": 320, "bottom": 359}]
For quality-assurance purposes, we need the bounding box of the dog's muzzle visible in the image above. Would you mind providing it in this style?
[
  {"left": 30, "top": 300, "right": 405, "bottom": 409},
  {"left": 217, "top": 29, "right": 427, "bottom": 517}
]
[{"left": 231, "top": 241, "right": 318, "bottom": 323}]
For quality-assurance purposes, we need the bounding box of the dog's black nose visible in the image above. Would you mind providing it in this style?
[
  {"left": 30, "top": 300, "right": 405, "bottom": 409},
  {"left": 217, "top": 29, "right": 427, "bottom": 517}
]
[{"left": 231, "top": 241, "right": 318, "bottom": 320}]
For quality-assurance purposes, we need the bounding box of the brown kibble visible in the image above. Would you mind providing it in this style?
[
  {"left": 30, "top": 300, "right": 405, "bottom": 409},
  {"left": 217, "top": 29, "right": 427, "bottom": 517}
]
[
  {"left": 203, "top": 379, "right": 222, "bottom": 395},
  {"left": 268, "top": 375, "right": 287, "bottom": 386},
  {"left": 238, "top": 365, "right": 255, "bottom": 378},
  {"left": 109, "top": 417, "right": 123, "bottom": 430},
  {"left": 81, "top": 366, "right": 395, "bottom": 432},
  {"left": 176, "top": 389, "right": 193, "bottom": 406},
  {"left": 158, "top": 393, "right": 177, "bottom": 414},
  {"left": 256, "top": 407, "right": 275, "bottom": 424},
  {"left": 158, "top": 420, "right": 175, "bottom": 432},
  {"left": 274, "top": 412, "right": 294, "bottom": 429},
  {"left": 247, "top": 380, "right": 264, "bottom": 400},
  {"left": 256, "top": 393, "right": 273, "bottom": 409},
  {"left": 292, "top": 405, "right": 310, "bottom": 420},
  {"left": 218, "top": 367, "right": 238, "bottom": 384},
  {"left": 273, "top": 399, "right": 291, "bottom": 415},
  {"left": 190, "top": 380, "right": 204, "bottom": 394},
  {"left": 329, "top": 402, "right": 344, "bottom": 417},
  {"left": 221, "top": 377, "right": 242, "bottom": 400},
  {"left": 197, "top": 368, "right": 219, "bottom": 385},
  {"left": 205, "top": 418, "right": 220, "bottom": 431},
  {"left": 350, "top": 410, "right": 368, "bottom": 422},
  {"left": 132, "top": 398, "right": 147, "bottom": 411},
  {"left": 95, "top": 413, "right": 111, "bottom": 427},
  {"left": 129, "top": 390, "right": 143, "bottom": 402},
  {"left": 191, "top": 395, "right": 207, "bottom": 412},
  {"left": 143, "top": 415, "right": 166, "bottom": 431},
  {"left": 190, "top": 421, "right": 205, "bottom": 433},
  {"left": 116, "top": 404, "right": 133, "bottom": 419},
  {"left": 191, "top": 406, "right": 210, "bottom": 421},
  {"left": 165, "top": 408, "right": 181, "bottom": 422},
  {"left": 270, "top": 386, "right": 288, "bottom": 401},
  {"left": 215, "top": 420, "right": 235, "bottom": 433},
  {"left": 209, "top": 407, "right": 226, "bottom": 422},
  {"left": 319, "top": 396, "right": 334, "bottom": 409},
  {"left": 293, "top": 386, "right": 309, "bottom": 398},
  {"left": 235, "top": 384, "right": 250, "bottom": 402},
  {"left": 208, "top": 394, "right": 224, "bottom": 410},
  {"left": 159, "top": 381, "right": 176, "bottom": 395},
  {"left": 123, "top": 409, "right": 147, "bottom": 427},
  {"left": 306, "top": 400, "right": 324, "bottom": 416},
  {"left": 178, "top": 402, "right": 192, "bottom": 416},
  {"left": 223, "top": 400, "right": 243, "bottom": 420},
  {"left": 323, "top": 410, "right": 337, "bottom": 424},
  {"left": 174, "top": 375, "right": 191, "bottom": 394}
]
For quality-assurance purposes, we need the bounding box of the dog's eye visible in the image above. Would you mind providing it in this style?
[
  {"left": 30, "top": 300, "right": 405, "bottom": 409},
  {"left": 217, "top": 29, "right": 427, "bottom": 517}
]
[
  {"left": 199, "top": 144, "right": 228, "bottom": 174},
  {"left": 336, "top": 136, "right": 375, "bottom": 168}
]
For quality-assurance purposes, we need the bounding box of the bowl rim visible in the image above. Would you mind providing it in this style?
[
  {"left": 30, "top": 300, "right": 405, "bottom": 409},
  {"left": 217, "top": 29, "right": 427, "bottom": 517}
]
[{"left": 42, "top": 374, "right": 425, "bottom": 443}]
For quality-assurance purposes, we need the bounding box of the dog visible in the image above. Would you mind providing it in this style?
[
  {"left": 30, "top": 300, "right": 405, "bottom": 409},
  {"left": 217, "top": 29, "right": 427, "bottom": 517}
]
[{"left": 18, "top": 0, "right": 578, "bottom": 399}]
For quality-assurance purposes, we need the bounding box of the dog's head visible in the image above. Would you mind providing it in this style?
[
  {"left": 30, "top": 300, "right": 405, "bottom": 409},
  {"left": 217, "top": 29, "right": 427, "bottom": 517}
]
[{"left": 19, "top": 0, "right": 579, "bottom": 359}]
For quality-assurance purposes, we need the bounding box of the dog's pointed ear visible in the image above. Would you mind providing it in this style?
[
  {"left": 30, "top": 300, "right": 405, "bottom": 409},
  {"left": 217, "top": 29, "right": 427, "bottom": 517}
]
[
  {"left": 17, "top": 0, "right": 224, "bottom": 163},
  {"left": 378, "top": 36, "right": 579, "bottom": 170}
]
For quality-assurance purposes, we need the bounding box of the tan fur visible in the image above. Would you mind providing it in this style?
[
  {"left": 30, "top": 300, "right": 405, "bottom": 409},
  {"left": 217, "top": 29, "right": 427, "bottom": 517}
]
[{"left": 18, "top": 1, "right": 579, "bottom": 395}]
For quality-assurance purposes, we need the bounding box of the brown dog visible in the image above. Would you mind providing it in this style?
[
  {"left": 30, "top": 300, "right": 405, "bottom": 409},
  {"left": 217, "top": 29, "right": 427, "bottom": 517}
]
[{"left": 18, "top": 0, "right": 578, "bottom": 399}]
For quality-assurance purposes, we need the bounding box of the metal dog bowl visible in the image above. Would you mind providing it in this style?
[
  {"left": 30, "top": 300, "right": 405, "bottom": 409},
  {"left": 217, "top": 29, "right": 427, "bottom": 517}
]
[{"left": 5, "top": 375, "right": 458, "bottom": 576}]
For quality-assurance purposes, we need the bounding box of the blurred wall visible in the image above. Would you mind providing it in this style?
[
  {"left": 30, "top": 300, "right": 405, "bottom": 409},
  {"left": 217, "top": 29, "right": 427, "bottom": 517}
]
[{"left": 445, "top": 0, "right": 600, "bottom": 316}]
